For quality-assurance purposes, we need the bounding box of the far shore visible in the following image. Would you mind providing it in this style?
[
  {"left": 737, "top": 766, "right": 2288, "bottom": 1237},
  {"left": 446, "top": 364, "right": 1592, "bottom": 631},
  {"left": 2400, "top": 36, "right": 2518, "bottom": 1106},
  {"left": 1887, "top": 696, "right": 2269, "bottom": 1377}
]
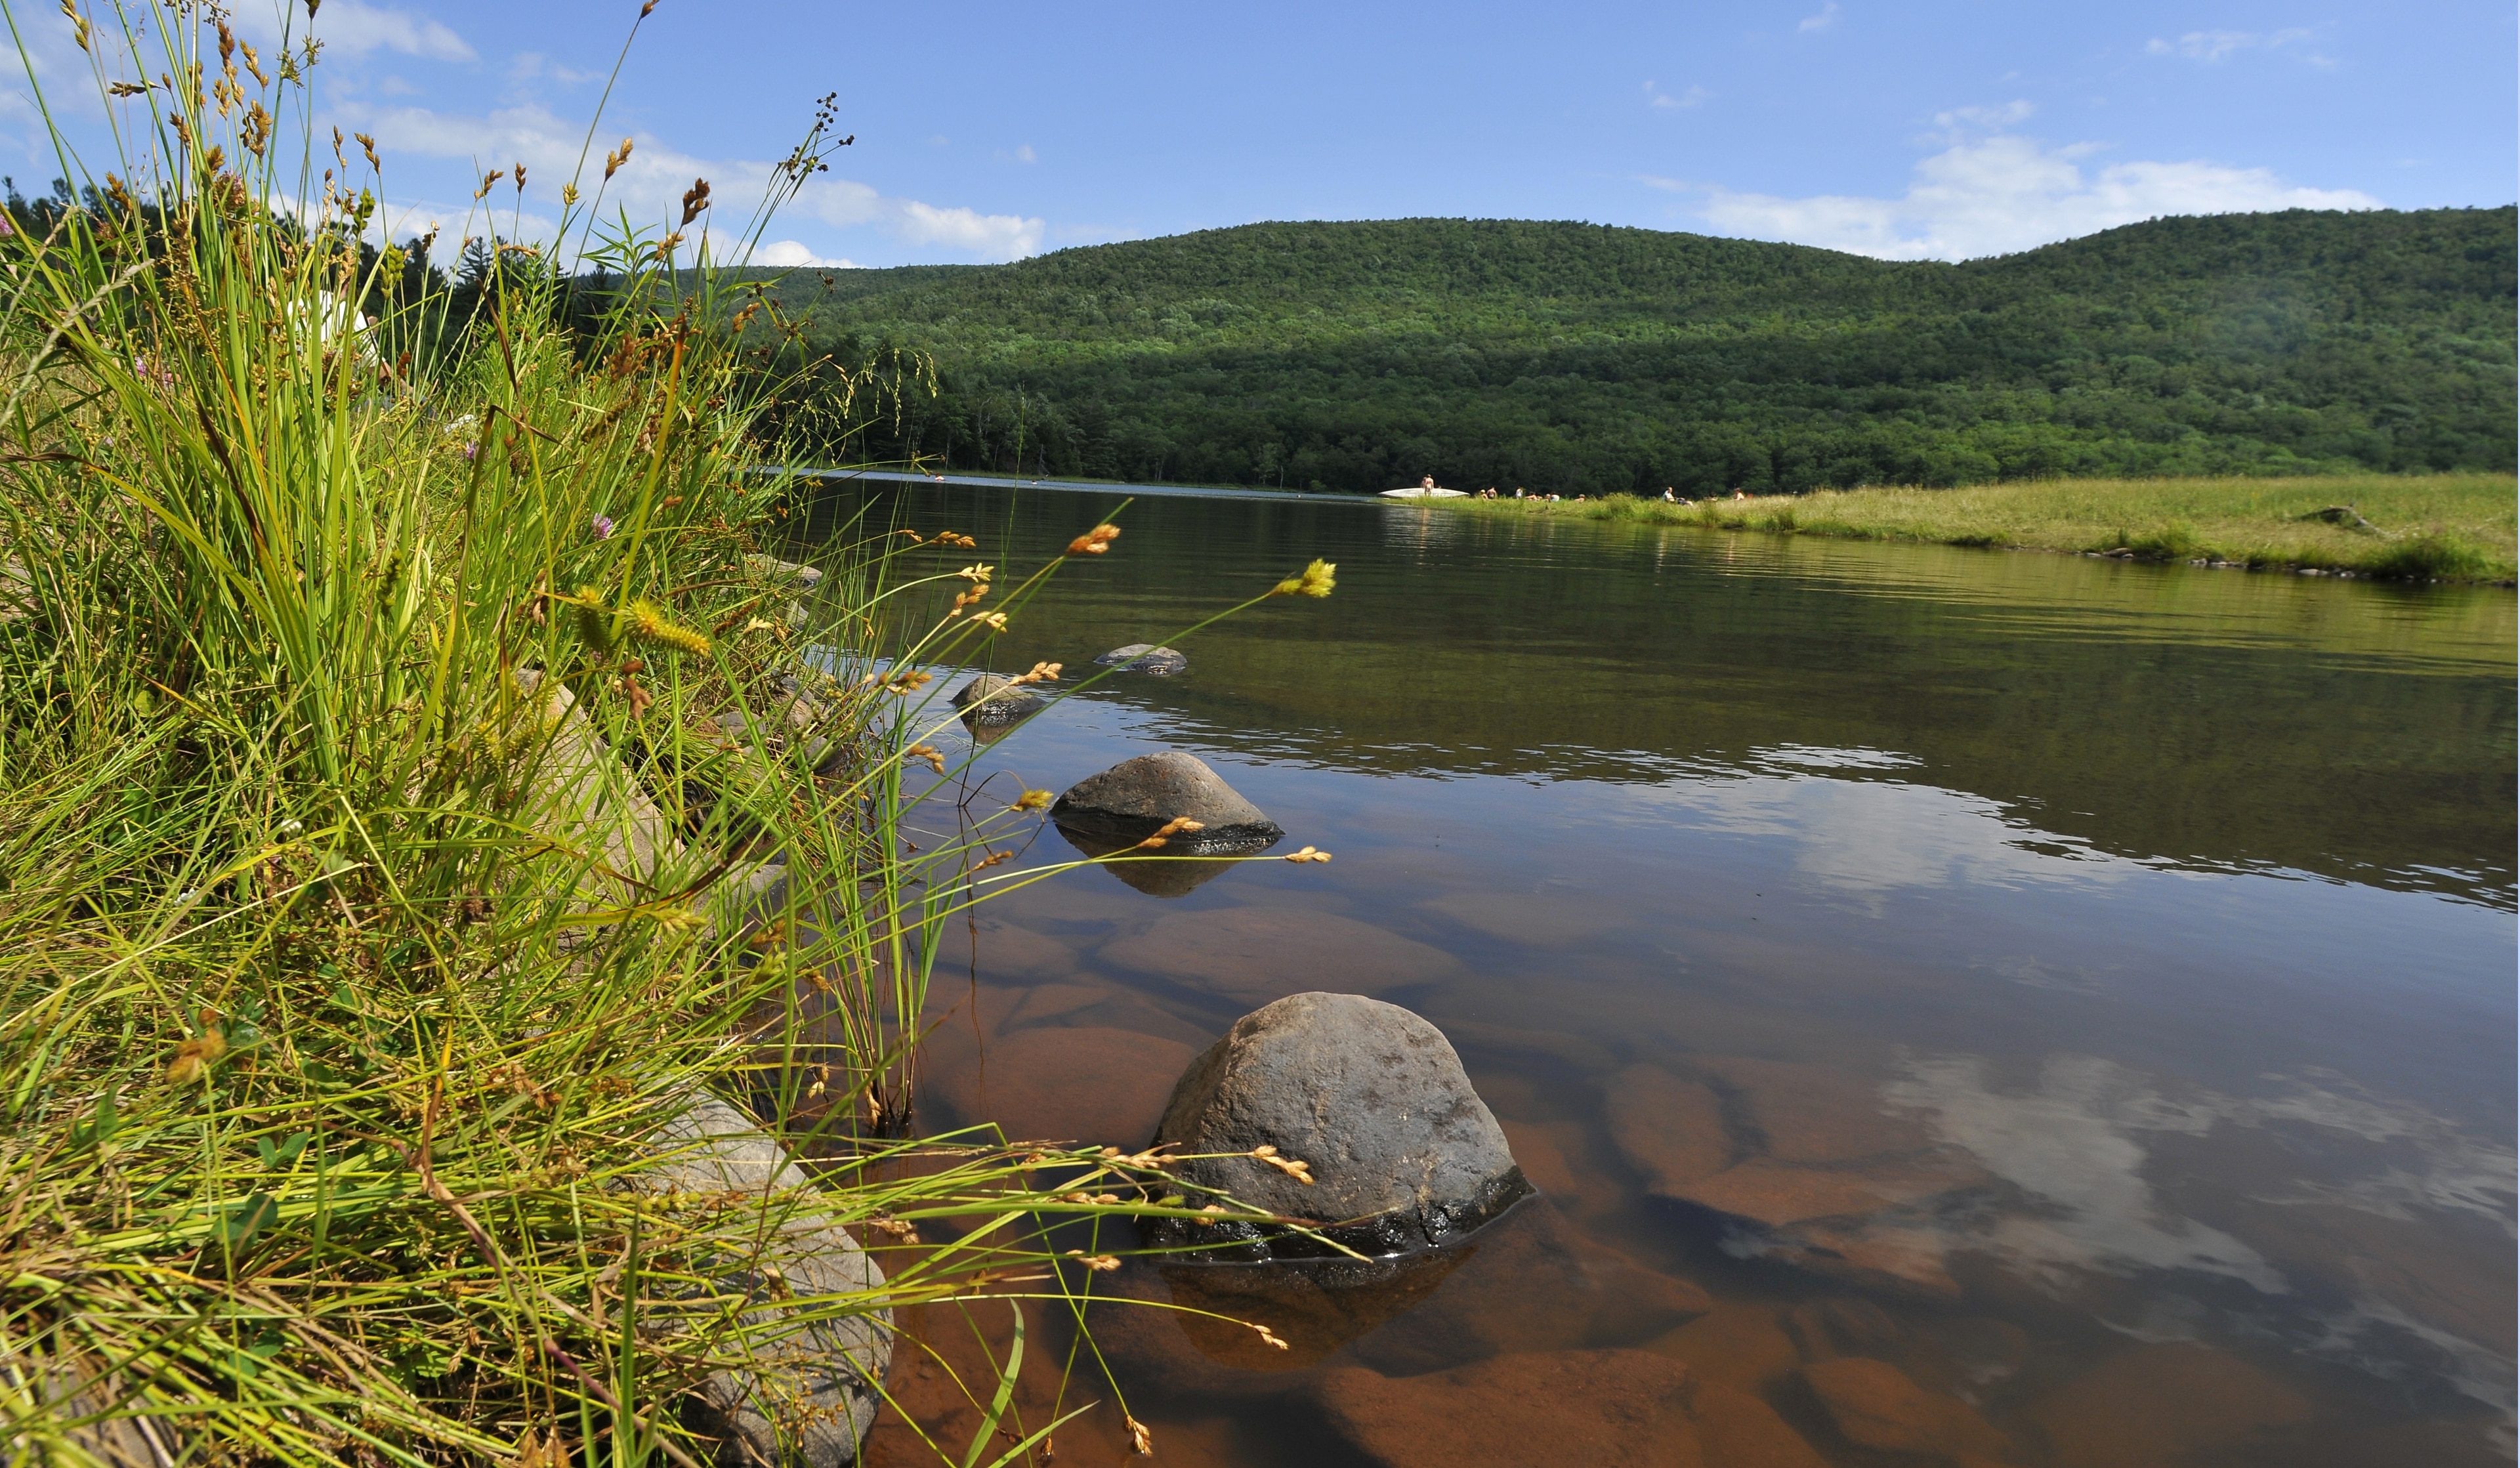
[{"left": 1435, "top": 473, "right": 2518, "bottom": 583}]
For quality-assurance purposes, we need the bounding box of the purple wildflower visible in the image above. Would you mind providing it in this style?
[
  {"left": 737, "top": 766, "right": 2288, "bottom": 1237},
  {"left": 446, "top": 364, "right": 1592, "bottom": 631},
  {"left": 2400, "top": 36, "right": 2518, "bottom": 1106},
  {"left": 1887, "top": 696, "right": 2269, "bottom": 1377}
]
[
  {"left": 591, "top": 514, "right": 616, "bottom": 540},
  {"left": 463, "top": 441, "right": 478, "bottom": 461}
]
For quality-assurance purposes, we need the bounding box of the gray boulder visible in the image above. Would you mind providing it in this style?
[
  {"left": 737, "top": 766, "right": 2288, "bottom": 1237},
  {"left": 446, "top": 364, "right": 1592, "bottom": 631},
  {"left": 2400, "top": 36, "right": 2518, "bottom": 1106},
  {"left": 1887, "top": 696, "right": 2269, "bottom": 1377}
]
[
  {"left": 1051, "top": 751, "right": 1282, "bottom": 854},
  {"left": 1092, "top": 643, "right": 1187, "bottom": 676},
  {"left": 648, "top": 1093, "right": 890, "bottom": 1467},
  {"left": 951, "top": 673, "right": 1044, "bottom": 728},
  {"left": 1141, "top": 993, "right": 1531, "bottom": 1261}
]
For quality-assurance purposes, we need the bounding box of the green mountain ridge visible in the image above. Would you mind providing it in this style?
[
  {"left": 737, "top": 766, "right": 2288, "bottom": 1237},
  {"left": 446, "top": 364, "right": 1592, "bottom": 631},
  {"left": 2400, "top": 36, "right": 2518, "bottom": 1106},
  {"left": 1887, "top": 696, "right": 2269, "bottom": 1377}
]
[{"left": 755, "top": 208, "right": 2517, "bottom": 497}]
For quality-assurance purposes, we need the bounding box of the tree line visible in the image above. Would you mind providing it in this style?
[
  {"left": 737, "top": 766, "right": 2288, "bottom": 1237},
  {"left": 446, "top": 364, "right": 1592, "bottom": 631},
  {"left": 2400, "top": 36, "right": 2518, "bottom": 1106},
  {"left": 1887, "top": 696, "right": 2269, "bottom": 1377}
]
[{"left": 755, "top": 207, "right": 2515, "bottom": 495}]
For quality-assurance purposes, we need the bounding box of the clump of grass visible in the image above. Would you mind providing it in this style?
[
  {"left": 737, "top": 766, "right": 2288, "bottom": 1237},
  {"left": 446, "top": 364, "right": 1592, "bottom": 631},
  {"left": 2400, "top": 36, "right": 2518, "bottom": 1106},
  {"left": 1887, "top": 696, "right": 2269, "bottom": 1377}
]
[
  {"left": 1446, "top": 476, "right": 2518, "bottom": 581},
  {"left": 0, "top": 6, "right": 1345, "bottom": 1464}
]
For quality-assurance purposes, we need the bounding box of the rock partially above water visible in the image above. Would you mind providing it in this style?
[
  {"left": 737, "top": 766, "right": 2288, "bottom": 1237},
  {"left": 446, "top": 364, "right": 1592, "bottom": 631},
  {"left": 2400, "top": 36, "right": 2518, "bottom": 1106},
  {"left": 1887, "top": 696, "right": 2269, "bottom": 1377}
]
[
  {"left": 1091, "top": 642, "right": 1187, "bottom": 675},
  {"left": 950, "top": 673, "right": 1043, "bottom": 727},
  {"left": 1051, "top": 750, "right": 1283, "bottom": 854},
  {"left": 647, "top": 1093, "right": 888, "bottom": 1468},
  {"left": 1141, "top": 992, "right": 1532, "bottom": 1260}
]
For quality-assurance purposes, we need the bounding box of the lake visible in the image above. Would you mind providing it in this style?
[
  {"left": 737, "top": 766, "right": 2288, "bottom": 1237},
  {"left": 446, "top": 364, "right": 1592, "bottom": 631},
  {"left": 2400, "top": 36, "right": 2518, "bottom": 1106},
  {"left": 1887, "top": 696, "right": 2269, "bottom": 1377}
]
[{"left": 813, "top": 478, "right": 2515, "bottom": 1468}]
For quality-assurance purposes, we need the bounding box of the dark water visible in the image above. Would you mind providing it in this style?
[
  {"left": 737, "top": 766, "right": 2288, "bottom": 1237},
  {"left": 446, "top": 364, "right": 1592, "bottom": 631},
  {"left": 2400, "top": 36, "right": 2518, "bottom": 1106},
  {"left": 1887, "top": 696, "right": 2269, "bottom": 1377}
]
[{"left": 827, "top": 483, "right": 2515, "bottom": 1467}]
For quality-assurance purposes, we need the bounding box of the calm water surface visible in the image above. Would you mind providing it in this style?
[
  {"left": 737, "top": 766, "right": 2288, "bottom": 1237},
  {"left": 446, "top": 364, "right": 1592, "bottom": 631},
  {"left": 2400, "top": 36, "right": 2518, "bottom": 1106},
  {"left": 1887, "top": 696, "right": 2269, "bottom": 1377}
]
[{"left": 819, "top": 483, "right": 2515, "bottom": 1468}]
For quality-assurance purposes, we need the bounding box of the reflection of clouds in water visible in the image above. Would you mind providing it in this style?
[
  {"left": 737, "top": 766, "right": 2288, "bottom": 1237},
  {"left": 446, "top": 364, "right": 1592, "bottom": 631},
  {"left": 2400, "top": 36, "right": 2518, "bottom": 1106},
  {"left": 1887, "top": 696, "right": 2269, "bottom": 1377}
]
[
  {"left": 2315, "top": 1294, "right": 2519, "bottom": 1443},
  {"left": 1603, "top": 770, "right": 2128, "bottom": 906},
  {"left": 2225, "top": 1073, "right": 2518, "bottom": 1234},
  {"left": 1887, "top": 1053, "right": 2518, "bottom": 1427},
  {"left": 1885, "top": 1055, "right": 2285, "bottom": 1291}
]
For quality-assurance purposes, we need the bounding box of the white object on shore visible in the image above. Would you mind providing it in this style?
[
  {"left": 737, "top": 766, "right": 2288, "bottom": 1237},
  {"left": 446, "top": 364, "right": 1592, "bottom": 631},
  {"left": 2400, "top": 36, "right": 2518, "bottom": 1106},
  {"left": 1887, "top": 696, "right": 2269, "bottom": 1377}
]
[{"left": 1380, "top": 486, "right": 1467, "bottom": 498}]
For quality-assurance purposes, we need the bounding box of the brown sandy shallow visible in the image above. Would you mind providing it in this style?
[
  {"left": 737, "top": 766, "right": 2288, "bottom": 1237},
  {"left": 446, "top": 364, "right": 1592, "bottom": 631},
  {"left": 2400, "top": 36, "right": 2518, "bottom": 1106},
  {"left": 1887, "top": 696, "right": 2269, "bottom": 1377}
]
[{"left": 848, "top": 914, "right": 2513, "bottom": 1468}]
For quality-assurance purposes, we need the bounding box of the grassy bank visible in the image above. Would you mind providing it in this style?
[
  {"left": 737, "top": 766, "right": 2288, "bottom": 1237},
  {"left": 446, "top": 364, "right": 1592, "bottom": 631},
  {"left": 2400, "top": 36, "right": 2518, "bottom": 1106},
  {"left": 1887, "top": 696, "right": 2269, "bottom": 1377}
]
[
  {"left": 1446, "top": 474, "right": 2518, "bottom": 581},
  {"left": 0, "top": 7, "right": 1339, "bottom": 1464}
]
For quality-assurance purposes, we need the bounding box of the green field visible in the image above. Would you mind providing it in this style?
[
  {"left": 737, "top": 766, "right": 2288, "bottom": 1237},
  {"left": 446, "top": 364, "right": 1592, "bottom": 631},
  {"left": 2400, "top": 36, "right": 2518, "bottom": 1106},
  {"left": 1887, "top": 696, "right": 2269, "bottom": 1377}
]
[{"left": 1444, "top": 473, "right": 2519, "bottom": 581}]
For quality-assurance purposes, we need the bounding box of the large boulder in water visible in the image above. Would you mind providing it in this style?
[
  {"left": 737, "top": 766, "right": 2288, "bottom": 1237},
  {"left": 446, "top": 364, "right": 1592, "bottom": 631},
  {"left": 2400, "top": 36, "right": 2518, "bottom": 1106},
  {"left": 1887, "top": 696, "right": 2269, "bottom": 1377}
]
[
  {"left": 1092, "top": 642, "right": 1187, "bottom": 675},
  {"left": 1051, "top": 751, "right": 1282, "bottom": 854},
  {"left": 951, "top": 673, "right": 1043, "bottom": 728},
  {"left": 1141, "top": 992, "right": 1531, "bottom": 1260}
]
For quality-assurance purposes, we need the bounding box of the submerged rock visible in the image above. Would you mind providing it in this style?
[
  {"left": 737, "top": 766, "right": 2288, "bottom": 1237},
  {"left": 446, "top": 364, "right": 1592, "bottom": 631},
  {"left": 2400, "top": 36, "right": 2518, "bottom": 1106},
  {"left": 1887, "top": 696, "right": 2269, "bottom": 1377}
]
[
  {"left": 950, "top": 673, "right": 1044, "bottom": 728},
  {"left": 924, "top": 1024, "right": 1196, "bottom": 1147},
  {"left": 1050, "top": 750, "right": 1282, "bottom": 854},
  {"left": 1311, "top": 1350, "right": 1699, "bottom": 1468},
  {"left": 1607, "top": 1058, "right": 1990, "bottom": 1297},
  {"left": 1091, "top": 642, "right": 1187, "bottom": 675},
  {"left": 1141, "top": 992, "right": 1532, "bottom": 1260},
  {"left": 1796, "top": 1356, "right": 2011, "bottom": 1461},
  {"left": 1099, "top": 906, "right": 1458, "bottom": 1003},
  {"left": 2023, "top": 1342, "right": 2313, "bottom": 1468}
]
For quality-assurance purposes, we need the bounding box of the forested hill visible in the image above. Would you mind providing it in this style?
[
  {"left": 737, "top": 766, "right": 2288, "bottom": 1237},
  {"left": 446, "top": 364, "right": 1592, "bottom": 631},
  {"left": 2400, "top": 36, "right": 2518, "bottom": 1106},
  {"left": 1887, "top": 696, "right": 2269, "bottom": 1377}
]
[{"left": 758, "top": 208, "right": 2516, "bottom": 497}]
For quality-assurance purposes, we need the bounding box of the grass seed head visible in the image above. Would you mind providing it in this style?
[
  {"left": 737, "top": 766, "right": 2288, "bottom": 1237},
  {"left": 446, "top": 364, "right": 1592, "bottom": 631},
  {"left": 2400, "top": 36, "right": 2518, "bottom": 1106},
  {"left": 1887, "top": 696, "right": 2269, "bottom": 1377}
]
[
  {"left": 625, "top": 600, "right": 709, "bottom": 657},
  {"left": 167, "top": 1026, "right": 226, "bottom": 1085},
  {"left": 1270, "top": 558, "right": 1337, "bottom": 598},
  {"left": 1066, "top": 524, "right": 1120, "bottom": 555}
]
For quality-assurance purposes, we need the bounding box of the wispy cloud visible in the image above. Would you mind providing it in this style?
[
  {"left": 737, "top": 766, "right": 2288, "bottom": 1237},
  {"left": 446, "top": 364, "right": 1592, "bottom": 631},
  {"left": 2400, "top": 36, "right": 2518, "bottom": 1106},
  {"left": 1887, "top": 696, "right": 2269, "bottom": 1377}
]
[
  {"left": 237, "top": 0, "right": 476, "bottom": 62},
  {"left": 338, "top": 100, "right": 1045, "bottom": 262},
  {"left": 2145, "top": 28, "right": 2331, "bottom": 68},
  {"left": 1685, "top": 119, "right": 2381, "bottom": 260},
  {"left": 1933, "top": 99, "right": 2035, "bottom": 133},
  {"left": 1798, "top": 2, "right": 1841, "bottom": 34},
  {"left": 1644, "top": 80, "right": 1710, "bottom": 110}
]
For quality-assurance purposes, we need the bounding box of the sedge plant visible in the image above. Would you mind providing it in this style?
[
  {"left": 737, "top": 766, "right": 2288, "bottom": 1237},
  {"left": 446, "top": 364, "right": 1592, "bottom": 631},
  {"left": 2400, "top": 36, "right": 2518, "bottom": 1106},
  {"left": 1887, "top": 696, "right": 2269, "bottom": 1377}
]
[{"left": 0, "top": 4, "right": 1348, "bottom": 1465}]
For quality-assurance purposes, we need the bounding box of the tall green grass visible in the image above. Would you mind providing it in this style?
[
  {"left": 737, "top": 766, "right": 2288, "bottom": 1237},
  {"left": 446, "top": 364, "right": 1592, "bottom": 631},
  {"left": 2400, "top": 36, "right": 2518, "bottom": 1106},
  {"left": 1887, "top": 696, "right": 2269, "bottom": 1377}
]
[
  {"left": 0, "top": 6, "right": 1337, "bottom": 1463},
  {"left": 1447, "top": 474, "right": 2518, "bottom": 581}
]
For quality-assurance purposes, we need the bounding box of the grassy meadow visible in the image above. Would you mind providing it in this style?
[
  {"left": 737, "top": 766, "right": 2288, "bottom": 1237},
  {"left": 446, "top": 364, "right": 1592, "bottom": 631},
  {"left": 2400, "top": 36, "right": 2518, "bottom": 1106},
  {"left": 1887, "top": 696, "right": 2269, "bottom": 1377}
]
[{"left": 1446, "top": 473, "right": 2519, "bottom": 581}]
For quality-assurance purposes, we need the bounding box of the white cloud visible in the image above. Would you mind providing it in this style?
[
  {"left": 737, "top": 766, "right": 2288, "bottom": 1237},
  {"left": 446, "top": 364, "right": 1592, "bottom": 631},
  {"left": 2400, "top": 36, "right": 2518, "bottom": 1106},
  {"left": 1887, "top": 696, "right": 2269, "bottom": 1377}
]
[
  {"left": 752, "top": 239, "right": 858, "bottom": 269},
  {"left": 1798, "top": 1, "right": 1841, "bottom": 33},
  {"left": 2145, "top": 28, "right": 2329, "bottom": 66},
  {"left": 1934, "top": 98, "right": 2034, "bottom": 132},
  {"left": 238, "top": 0, "right": 476, "bottom": 62},
  {"left": 892, "top": 199, "right": 1043, "bottom": 259},
  {"left": 1645, "top": 80, "right": 1710, "bottom": 110},
  {"left": 335, "top": 100, "right": 1045, "bottom": 262},
  {"left": 1015, "top": 143, "right": 1037, "bottom": 164},
  {"left": 1695, "top": 129, "right": 2382, "bottom": 260}
]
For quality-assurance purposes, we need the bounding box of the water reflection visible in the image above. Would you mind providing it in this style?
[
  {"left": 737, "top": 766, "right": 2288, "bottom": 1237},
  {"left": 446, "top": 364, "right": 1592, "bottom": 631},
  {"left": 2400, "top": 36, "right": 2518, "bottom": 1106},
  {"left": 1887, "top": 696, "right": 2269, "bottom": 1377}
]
[{"left": 825, "top": 480, "right": 2515, "bottom": 1467}]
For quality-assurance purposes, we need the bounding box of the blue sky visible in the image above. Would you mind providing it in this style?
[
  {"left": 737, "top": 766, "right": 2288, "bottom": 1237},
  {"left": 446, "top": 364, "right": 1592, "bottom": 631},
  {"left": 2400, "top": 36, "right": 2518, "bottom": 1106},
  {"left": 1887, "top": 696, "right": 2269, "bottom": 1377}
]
[{"left": 8, "top": 0, "right": 2512, "bottom": 266}]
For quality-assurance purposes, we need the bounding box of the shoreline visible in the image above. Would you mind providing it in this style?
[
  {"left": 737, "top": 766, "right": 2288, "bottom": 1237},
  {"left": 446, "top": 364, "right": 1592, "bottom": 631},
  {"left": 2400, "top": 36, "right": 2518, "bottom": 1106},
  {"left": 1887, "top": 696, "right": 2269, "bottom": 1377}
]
[{"left": 1431, "top": 474, "right": 2518, "bottom": 584}]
